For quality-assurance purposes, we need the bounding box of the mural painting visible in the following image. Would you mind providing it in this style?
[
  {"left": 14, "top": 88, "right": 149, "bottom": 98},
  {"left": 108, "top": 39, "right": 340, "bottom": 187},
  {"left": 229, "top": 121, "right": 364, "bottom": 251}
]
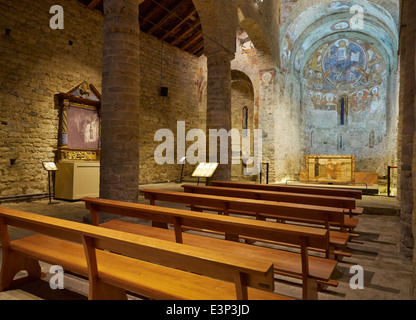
[
  {"left": 303, "top": 38, "right": 385, "bottom": 115},
  {"left": 195, "top": 66, "right": 206, "bottom": 103},
  {"left": 236, "top": 28, "right": 258, "bottom": 69}
]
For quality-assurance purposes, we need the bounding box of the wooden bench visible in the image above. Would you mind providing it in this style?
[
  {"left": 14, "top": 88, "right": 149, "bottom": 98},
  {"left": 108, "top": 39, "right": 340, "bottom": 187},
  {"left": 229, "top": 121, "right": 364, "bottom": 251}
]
[
  {"left": 142, "top": 189, "right": 356, "bottom": 255},
  {"left": 182, "top": 184, "right": 362, "bottom": 218},
  {"left": 0, "top": 207, "right": 293, "bottom": 300},
  {"left": 210, "top": 181, "right": 364, "bottom": 216},
  {"left": 81, "top": 197, "right": 338, "bottom": 300}
]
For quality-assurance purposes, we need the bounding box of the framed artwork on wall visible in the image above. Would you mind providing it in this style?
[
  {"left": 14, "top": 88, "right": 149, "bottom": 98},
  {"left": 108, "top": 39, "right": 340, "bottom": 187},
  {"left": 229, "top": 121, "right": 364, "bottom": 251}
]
[{"left": 55, "top": 81, "right": 101, "bottom": 161}]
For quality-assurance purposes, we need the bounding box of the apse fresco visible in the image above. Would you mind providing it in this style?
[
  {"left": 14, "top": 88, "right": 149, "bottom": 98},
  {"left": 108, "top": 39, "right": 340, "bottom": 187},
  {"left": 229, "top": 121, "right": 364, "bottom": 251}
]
[{"left": 303, "top": 38, "right": 385, "bottom": 113}]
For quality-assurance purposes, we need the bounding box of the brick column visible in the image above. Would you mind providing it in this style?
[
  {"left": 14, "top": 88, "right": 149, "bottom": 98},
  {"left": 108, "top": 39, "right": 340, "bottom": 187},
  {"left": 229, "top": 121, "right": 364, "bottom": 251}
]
[
  {"left": 100, "top": 0, "right": 141, "bottom": 202},
  {"left": 398, "top": 0, "right": 415, "bottom": 259},
  {"left": 205, "top": 50, "right": 234, "bottom": 183},
  {"left": 399, "top": 0, "right": 416, "bottom": 299}
]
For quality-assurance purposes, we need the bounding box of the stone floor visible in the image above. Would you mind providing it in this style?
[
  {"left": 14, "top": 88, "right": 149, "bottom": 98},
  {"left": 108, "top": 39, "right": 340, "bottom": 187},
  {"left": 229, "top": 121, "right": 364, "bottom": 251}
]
[{"left": 0, "top": 182, "right": 413, "bottom": 301}]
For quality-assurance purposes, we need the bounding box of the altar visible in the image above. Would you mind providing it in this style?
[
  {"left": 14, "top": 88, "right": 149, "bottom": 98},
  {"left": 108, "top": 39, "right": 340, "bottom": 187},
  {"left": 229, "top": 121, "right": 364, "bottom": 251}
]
[
  {"left": 306, "top": 155, "right": 355, "bottom": 184},
  {"left": 296, "top": 155, "right": 379, "bottom": 195}
]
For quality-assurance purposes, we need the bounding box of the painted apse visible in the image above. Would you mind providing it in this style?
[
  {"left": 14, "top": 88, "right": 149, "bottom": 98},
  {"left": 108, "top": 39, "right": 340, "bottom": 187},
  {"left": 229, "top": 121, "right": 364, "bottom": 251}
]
[
  {"left": 279, "top": 0, "right": 399, "bottom": 179},
  {"left": 301, "top": 37, "right": 388, "bottom": 173},
  {"left": 304, "top": 38, "right": 385, "bottom": 112}
]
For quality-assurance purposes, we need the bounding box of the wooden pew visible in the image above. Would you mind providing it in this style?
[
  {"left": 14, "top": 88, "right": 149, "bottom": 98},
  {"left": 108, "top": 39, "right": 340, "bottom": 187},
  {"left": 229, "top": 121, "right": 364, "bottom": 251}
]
[
  {"left": 182, "top": 184, "right": 360, "bottom": 218},
  {"left": 210, "top": 180, "right": 363, "bottom": 203},
  {"left": 0, "top": 206, "right": 293, "bottom": 300},
  {"left": 141, "top": 189, "right": 356, "bottom": 254},
  {"left": 81, "top": 197, "right": 338, "bottom": 300},
  {"left": 209, "top": 181, "right": 364, "bottom": 217}
]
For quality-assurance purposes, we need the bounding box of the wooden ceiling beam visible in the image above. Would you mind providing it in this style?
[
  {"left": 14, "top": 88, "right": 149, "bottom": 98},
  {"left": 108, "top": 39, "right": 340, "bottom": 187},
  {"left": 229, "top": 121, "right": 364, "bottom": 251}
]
[
  {"left": 146, "top": 1, "right": 185, "bottom": 35},
  {"left": 160, "top": 8, "right": 197, "bottom": 41},
  {"left": 189, "top": 40, "right": 204, "bottom": 55},
  {"left": 169, "top": 19, "right": 201, "bottom": 46},
  {"left": 180, "top": 32, "right": 203, "bottom": 50},
  {"left": 140, "top": 1, "right": 164, "bottom": 27},
  {"left": 87, "top": 0, "right": 101, "bottom": 9}
]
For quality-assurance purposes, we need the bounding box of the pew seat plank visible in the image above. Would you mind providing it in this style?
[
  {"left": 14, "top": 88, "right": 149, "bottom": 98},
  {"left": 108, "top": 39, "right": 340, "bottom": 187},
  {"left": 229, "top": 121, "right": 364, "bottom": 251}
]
[
  {"left": 0, "top": 208, "right": 294, "bottom": 301},
  {"left": 7, "top": 234, "right": 292, "bottom": 300},
  {"left": 100, "top": 220, "right": 338, "bottom": 284}
]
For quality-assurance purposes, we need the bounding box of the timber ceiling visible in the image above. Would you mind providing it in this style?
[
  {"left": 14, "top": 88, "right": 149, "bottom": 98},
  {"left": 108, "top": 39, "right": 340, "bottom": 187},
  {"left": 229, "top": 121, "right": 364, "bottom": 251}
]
[{"left": 80, "top": 0, "right": 204, "bottom": 57}]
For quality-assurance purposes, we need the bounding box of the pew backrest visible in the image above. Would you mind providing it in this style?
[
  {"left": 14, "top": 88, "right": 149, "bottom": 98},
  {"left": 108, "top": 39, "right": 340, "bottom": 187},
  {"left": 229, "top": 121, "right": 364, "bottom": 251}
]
[
  {"left": 82, "top": 198, "right": 337, "bottom": 300},
  {"left": 210, "top": 181, "right": 362, "bottom": 200},
  {"left": 182, "top": 184, "right": 356, "bottom": 210},
  {"left": 82, "top": 196, "right": 330, "bottom": 253},
  {"left": 141, "top": 189, "right": 346, "bottom": 231},
  {"left": 0, "top": 206, "right": 277, "bottom": 299}
]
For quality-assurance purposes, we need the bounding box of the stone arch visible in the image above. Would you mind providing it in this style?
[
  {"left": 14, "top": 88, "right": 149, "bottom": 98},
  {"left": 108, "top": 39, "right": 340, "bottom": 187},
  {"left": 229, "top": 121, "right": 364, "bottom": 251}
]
[
  {"left": 191, "top": 0, "right": 239, "bottom": 56},
  {"left": 239, "top": 18, "right": 271, "bottom": 57},
  {"left": 238, "top": 17, "right": 273, "bottom": 70},
  {"left": 231, "top": 70, "right": 255, "bottom": 100},
  {"left": 232, "top": 26, "right": 261, "bottom": 136},
  {"left": 230, "top": 69, "right": 256, "bottom": 181}
]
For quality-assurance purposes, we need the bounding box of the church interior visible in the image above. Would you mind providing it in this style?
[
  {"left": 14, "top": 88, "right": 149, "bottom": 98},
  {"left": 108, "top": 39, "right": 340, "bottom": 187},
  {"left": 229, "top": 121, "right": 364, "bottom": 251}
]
[{"left": 0, "top": 0, "right": 416, "bottom": 302}]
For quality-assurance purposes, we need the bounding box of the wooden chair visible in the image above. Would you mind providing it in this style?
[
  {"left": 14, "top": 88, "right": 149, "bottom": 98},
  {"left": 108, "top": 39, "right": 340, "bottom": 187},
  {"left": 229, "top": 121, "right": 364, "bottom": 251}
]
[{"left": 0, "top": 207, "right": 293, "bottom": 300}]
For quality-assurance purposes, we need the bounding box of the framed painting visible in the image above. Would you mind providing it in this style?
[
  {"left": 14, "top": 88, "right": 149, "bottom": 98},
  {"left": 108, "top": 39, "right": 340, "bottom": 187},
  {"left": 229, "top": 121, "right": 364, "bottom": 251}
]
[{"left": 56, "top": 81, "right": 101, "bottom": 161}]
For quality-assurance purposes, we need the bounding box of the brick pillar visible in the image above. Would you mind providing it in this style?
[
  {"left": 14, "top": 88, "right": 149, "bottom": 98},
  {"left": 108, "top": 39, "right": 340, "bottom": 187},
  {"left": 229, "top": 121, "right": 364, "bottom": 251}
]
[
  {"left": 399, "top": 0, "right": 415, "bottom": 258},
  {"left": 205, "top": 50, "right": 234, "bottom": 183},
  {"left": 100, "top": 0, "right": 141, "bottom": 202},
  {"left": 399, "top": 0, "right": 416, "bottom": 299}
]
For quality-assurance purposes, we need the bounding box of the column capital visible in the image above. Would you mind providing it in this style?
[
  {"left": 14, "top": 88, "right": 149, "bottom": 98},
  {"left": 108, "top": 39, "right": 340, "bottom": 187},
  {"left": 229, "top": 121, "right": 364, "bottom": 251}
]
[{"left": 205, "top": 47, "right": 235, "bottom": 64}]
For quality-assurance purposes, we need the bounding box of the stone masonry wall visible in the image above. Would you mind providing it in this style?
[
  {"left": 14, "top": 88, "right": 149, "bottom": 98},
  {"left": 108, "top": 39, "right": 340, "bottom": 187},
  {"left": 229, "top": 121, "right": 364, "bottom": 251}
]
[
  {"left": 0, "top": 0, "right": 201, "bottom": 197},
  {"left": 139, "top": 34, "right": 200, "bottom": 183},
  {"left": 0, "top": 0, "right": 103, "bottom": 197},
  {"left": 300, "top": 79, "right": 390, "bottom": 175}
]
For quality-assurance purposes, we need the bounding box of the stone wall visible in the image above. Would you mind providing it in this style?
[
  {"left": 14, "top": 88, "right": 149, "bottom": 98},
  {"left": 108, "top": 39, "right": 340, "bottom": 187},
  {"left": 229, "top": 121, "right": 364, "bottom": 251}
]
[
  {"left": 231, "top": 29, "right": 259, "bottom": 181},
  {"left": 0, "top": 0, "right": 103, "bottom": 198},
  {"left": 300, "top": 80, "right": 390, "bottom": 175},
  {"left": 231, "top": 73, "right": 255, "bottom": 181},
  {"left": 272, "top": 70, "right": 302, "bottom": 183},
  {"left": 0, "top": 0, "right": 201, "bottom": 197},
  {"left": 139, "top": 33, "right": 200, "bottom": 183},
  {"left": 196, "top": 27, "right": 303, "bottom": 184}
]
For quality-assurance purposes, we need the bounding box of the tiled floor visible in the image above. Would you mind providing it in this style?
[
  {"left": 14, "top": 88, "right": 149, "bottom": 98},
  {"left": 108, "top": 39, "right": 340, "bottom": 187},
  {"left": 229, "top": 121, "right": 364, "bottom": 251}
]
[{"left": 0, "top": 183, "right": 412, "bottom": 300}]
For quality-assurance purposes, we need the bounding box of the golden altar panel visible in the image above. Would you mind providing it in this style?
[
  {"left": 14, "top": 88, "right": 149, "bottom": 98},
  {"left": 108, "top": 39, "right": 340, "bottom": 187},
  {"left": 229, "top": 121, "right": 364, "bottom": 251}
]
[{"left": 306, "top": 155, "right": 355, "bottom": 183}]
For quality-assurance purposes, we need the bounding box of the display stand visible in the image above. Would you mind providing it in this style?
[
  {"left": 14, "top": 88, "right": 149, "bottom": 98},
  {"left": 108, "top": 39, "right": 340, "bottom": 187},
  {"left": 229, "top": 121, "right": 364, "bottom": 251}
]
[
  {"left": 179, "top": 157, "right": 186, "bottom": 183},
  {"left": 54, "top": 81, "right": 101, "bottom": 200},
  {"left": 42, "top": 161, "right": 59, "bottom": 205},
  {"left": 192, "top": 163, "right": 218, "bottom": 185},
  {"left": 387, "top": 166, "right": 398, "bottom": 197},
  {"left": 260, "top": 162, "right": 269, "bottom": 184}
]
